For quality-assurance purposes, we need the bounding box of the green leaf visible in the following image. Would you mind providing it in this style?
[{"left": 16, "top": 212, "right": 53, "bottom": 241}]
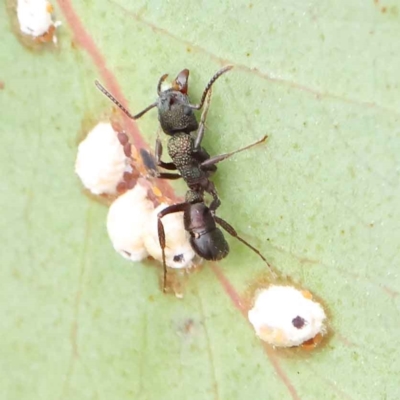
[{"left": 1, "top": 1, "right": 399, "bottom": 399}]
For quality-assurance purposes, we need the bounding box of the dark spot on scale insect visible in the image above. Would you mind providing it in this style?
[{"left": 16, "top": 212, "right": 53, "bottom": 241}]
[
  {"left": 292, "top": 316, "right": 306, "bottom": 329},
  {"left": 173, "top": 254, "right": 184, "bottom": 263}
]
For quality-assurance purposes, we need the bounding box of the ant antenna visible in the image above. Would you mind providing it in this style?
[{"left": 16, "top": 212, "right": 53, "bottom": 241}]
[
  {"left": 157, "top": 73, "right": 169, "bottom": 96},
  {"left": 189, "top": 65, "right": 233, "bottom": 110},
  {"left": 94, "top": 80, "right": 157, "bottom": 120},
  {"left": 215, "top": 216, "right": 276, "bottom": 277}
]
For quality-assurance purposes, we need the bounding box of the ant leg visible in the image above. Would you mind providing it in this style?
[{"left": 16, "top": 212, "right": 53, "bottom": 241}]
[
  {"left": 155, "top": 138, "right": 177, "bottom": 170},
  {"left": 157, "top": 203, "right": 189, "bottom": 292},
  {"left": 140, "top": 148, "right": 180, "bottom": 179},
  {"left": 205, "top": 181, "right": 221, "bottom": 211},
  {"left": 200, "top": 135, "right": 268, "bottom": 169},
  {"left": 192, "top": 147, "right": 217, "bottom": 175},
  {"left": 188, "top": 65, "right": 233, "bottom": 110},
  {"left": 95, "top": 80, "right": 157, "bottom": 120},
  {"left": 209, "top": 195, "right": 221, "bottom": 211},
  {"left": 193, "top": 88, "right": 213, "bottom": 150},
  {"left": 215, "top": 216, "right": 275, "bottom": 274},
  {"left": 156, "top": 173, "right": 182, "bottom": 180}
]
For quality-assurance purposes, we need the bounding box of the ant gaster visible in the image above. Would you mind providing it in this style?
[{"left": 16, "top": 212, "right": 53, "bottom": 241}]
[{"left": 95, "top": 68, "right": 266, "bottom": 210}]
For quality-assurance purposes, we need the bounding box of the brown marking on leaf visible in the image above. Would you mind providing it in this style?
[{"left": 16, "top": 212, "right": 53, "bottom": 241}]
[
  {"left": 301, "top": 333, "right": 323, "bottom": 350},
  {"left": 382, "top": 285, "right": 399, "bottom": 298}
]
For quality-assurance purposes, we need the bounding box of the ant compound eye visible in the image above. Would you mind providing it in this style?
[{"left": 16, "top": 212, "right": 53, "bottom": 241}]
[
  {"left": 75, "top": 122, "right": 132, "bottom": 195},
  {"left": 17, "top": 0, "right": 62, "bottom": 44},
  {"left": 107, "top": 183, "right": 154, "bottom": 262},
  {"left": 248, "top": 285, "right": 327, "bottom": 348}
]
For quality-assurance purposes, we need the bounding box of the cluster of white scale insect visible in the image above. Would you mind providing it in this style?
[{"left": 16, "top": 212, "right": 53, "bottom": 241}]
[
  {"left": 75, "top": 123, "right": 198, "bottom": 270},
  {"left": 248, "top": 285, "right": 327, "bottom": 347},
  {"left": 17, "top": 0, "right": 62, "bottom": 43},
  {"left": 76, "top": 124, "right": 328, "bottom": 344},
  {"left": 107, "top": 186, "right": 197, "bottom": 269}
]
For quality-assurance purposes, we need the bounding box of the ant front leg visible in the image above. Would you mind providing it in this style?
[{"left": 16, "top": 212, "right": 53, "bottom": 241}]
[
  {"left": 155, "top": 137, "right": 177, "bottom": 170},
  {"left": 157, "top": 203, "right": 189, "bottom": 292},
  {"left": 214, "top": 216, "right": 275, "bottom": 276},
  {"left": 140, "top": 148, "right": 181, "bottom": 180},
  {"left": 193, "top": 87, "right": 213, "bottom": 151},
  {"left": 154, "top": 138, "right": 181, "bottom": 179}
]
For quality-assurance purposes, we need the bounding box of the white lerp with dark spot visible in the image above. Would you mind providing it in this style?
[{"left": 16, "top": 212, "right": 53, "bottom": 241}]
[
  {"left": 143, "top": 203, "right": 197, "bottom": 269},
  {"left": 107, "top": 184, "right": 154, "bottom": 262},
  {"left": 17, "top": 0, "right": 61, "bottom": 43},
  {"left": 75, "top": 122, "right": 129, "bottom": 195},
  {"left": 248, "top": 285, "right": 327, "bottom": 347}
]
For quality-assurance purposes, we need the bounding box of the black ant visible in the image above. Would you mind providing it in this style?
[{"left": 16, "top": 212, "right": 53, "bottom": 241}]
[
  {"left": 142, "top": 152, "right": 274, "bottom": 292},
  {"left": 95, "top": 69, "right": 266, "bottom": 210}
]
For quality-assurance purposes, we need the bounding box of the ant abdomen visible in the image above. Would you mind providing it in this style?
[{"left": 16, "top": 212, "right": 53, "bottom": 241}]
[
  {"left": 184, "top": 202, "right": 229, "bottom": 261},
  {"left": 189, "top": 228, "right": 229, "bottom": 261}
]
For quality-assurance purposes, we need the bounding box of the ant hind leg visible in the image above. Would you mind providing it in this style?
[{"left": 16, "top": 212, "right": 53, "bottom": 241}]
[
  {"left": 215, "top": 215, "right": 276, "bottom": 276},
  {"left": 157, "top": 203, "right": 189, "bottom": 292}
]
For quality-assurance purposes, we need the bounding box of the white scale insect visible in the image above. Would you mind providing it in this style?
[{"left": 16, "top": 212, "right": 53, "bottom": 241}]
[
  {"left": 248, "top": 285, "right": 327, "bottom": 347},
  {"left": 107, "top": 188, "right": 197, "bottom": 269},
  {"left": 75, "top": 122, "right": 131, "bottom": 195},
  {"left": 75, "top": 123, "right": 197, "bottom": 269},
  {"left": 17, "top": 0, "right": 62, "bottom": 44}
]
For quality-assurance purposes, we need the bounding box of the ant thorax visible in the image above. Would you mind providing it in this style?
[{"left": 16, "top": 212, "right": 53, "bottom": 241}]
[{"left": 167, "top": 133, "right": 205, "bottom": 180}]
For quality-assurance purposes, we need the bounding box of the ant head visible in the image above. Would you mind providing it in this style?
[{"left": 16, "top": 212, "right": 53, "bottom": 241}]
[{"left": 156, "top": 70, "right": 198, "bottom": 135}]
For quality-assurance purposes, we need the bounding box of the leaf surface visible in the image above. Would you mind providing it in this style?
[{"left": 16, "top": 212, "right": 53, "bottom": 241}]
[{"left": 1, "top": 1, "right": 399, "bottom": 399}]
